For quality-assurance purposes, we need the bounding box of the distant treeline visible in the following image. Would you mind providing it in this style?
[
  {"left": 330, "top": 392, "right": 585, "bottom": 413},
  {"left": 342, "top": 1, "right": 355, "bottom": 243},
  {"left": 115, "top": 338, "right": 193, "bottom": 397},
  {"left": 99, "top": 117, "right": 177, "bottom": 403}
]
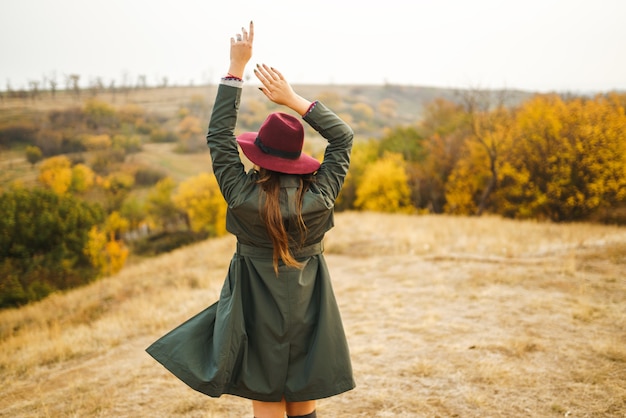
[
  {"left": 1, "top": 90, "right": 625, "bottom": 308},
  {"left": 338, "top": 91, "right": 626, "bottom": 224},
  {"left": 0, "top": 73, "right": 170, "bottom": 101}
]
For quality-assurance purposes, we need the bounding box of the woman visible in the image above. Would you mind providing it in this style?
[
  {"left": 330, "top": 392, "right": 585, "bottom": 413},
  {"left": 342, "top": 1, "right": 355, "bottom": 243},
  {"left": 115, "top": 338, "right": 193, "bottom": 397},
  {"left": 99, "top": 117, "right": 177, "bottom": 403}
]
[{"left": 147, "top": 21, "right": 354, "bottom": 418}]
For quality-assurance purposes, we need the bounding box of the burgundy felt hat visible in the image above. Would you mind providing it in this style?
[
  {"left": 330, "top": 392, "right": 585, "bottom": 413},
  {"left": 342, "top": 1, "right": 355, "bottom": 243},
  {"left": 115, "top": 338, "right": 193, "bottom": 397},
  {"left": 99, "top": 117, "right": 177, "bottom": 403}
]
[{"left": 236, "top": 112, "right": 321, "bottom": 175}]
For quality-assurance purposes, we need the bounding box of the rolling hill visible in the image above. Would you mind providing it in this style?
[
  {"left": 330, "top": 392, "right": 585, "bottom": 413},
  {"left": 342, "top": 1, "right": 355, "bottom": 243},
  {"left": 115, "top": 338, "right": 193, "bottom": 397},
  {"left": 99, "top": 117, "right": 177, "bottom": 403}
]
[{"left": 1, "top": 211, "right": 625, "bottom": 417}]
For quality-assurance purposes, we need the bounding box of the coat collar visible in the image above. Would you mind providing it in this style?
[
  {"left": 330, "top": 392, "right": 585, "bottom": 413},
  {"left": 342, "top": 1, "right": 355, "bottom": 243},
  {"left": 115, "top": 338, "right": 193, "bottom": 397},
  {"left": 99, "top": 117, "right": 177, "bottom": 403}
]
[{"left": 279, "top": 174, "right": 301, "bottom": 188}]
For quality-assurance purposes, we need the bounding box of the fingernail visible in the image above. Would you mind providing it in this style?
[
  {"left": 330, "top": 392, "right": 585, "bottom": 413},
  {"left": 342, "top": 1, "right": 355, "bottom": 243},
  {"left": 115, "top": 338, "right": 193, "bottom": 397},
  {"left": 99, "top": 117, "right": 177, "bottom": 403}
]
[{"left": 258, "top": 87, "right": 262, "bottom": 91}]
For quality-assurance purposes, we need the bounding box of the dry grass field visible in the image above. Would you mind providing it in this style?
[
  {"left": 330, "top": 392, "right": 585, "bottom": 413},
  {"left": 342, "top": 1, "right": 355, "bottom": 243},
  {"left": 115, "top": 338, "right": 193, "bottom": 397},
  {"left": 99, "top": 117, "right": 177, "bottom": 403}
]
[{"left": 1, "top": 212, "right": 625, "bottom": 417}]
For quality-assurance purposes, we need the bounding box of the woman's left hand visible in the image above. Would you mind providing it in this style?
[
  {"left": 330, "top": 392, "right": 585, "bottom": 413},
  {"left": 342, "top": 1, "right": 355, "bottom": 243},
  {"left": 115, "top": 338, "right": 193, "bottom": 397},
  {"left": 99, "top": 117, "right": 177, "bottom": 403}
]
[{"left": 255, "top": 64, "right": 312, "bottom": 115}]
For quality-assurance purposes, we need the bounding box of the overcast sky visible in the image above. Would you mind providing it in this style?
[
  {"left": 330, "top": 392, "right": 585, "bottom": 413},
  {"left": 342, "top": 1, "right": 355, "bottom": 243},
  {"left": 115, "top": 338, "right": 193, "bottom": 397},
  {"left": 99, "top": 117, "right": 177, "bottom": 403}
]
[{"left": 1, "top": 0, "right": 625, "bottom": 93}]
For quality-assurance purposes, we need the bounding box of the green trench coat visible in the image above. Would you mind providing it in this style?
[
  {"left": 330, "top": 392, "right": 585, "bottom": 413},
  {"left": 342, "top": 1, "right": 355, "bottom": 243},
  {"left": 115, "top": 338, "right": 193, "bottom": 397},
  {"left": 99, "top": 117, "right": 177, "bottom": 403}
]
[{"left": 146, "top": 82, "right": 356, "bottom": 402}]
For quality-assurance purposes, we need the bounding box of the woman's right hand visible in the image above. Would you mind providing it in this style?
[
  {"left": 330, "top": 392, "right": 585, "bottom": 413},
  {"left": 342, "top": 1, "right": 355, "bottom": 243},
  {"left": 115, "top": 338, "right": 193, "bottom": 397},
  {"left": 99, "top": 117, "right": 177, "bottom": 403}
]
[
  {"left": 254, "top": 64, "right": 311, "bottom": 116},
  {"left": 228, "top": 21, "right": 254, "bottom": 79}
]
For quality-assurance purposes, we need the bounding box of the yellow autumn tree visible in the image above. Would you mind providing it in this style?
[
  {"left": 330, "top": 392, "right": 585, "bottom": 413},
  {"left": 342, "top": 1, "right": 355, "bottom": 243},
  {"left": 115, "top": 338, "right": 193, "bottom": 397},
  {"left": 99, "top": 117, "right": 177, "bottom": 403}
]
[
  {"left": 459, "top": 90, "right": 515, "bottom": 215},
  {"left": 145, "top": 177, "right": 185, "bottom": 231},
  {"left": 335, "top": 139, "right": 379, "bottom": 211},
  {"left": 416, "top": 99, "right": 469, "bottom": 213},
  {"left": 572, "top": 93, "right": 626, "bottom": 212},
  {"left": 104, "top": 211, "right": 129, "bottom": 274},
  {"left": 104, "top": 239, "right": 129, "bottom": 275},
  {"left": 354, "top": 152, "right": 413, "bottom": 213},
  {"left": 106, "top": 211, "right": 130, "bottom": 239},
  {"left": 38, "top": 155, "right": 72, "bottom": 194},
  {"left": 84, "top": 219, "right": 129, "bottom": 277},
  {"left": 173, "top": 172, "right": 227, "bottom": 236},
  {"left": 497, "top": 93, "right": 626, "bottom": 221},
  {"left": 85, "top": 226, "right": 108, "bottom": 274},
  {"left": 70, "top": 163, "right": 95, "bottom": 193},
  {"left": 444, "top": 138, "right": 492, "bottom": 215},
  {"left": 100, "top": 171, "right": 135, "bottom": 211},
  {"left": 490, "top": 160, "right": 542, "bottom": 219}
]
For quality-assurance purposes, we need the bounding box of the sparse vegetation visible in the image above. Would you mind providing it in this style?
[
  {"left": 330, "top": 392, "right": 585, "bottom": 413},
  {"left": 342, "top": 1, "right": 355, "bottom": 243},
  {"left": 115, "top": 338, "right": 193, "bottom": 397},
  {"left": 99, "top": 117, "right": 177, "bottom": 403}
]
[{"left": 0, "top": 212, "right": 624, "bottom": 417}]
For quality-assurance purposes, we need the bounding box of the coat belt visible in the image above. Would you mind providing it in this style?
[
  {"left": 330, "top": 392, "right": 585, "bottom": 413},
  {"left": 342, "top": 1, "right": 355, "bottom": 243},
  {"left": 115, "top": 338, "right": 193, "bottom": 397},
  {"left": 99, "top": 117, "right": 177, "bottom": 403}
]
[{"left": 236, "top": 241, "right": 324, "bottom": 259}]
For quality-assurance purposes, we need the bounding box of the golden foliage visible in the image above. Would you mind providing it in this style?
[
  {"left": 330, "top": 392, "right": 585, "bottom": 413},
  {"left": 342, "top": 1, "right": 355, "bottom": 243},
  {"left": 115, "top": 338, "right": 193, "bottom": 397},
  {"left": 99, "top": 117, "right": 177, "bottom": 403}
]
[
  {"left": 84, "top": 223, "right": 129, "bottom": 277},
  {"left": 101, "top": 172, "right": 135, "bottom": 193},
  {"left": 70, "top": 163, "right": 95, "bottom": 193},
  {"left": 104, "top": 239, "right": 129, "bottom": 275},
  {"left": 37, "top": 155, "right": 72, "bottom": 194},
  {"left": 99, "top": 172, "right": 135, "bottom": 211},
  {"left": 105, "top": 211, "right": 130, "bottom": 238},
  {"left": 355, "top": 152, "right": 413, "bottom": 213},
  {"left": 145, "top": 177, "right": 183, "bottom": 230},
  {"left": 336, "top": 139, "right": 379, "bottom": 210},
  {"left": 444, "top": 141, "right": 488, "bottom": 215},
  {"left": 84, "top": 226, "right": 107, "bottom": 273},
  {"left": 173, "top": 173, "right": 227, "bottom": 236},
  {"left": 498, "top": 93, "right": 626, "bottom": 220}
]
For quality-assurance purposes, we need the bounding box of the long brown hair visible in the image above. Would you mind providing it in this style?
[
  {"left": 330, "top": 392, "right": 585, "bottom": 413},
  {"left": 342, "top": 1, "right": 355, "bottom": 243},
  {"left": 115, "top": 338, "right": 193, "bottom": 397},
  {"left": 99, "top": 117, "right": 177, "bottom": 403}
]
[{"left": 256, "top": 168, "right": 315, "bottom": 274}]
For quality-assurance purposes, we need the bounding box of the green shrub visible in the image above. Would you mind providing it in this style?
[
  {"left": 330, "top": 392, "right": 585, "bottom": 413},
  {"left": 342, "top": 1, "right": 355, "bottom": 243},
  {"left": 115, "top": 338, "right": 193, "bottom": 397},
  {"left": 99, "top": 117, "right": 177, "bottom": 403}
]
[
  {"left": 0, "top": 186, "right": 104, "bottom": 308},
  {"left": 0, "top": 121, "right": 38, "bottom": 147}
]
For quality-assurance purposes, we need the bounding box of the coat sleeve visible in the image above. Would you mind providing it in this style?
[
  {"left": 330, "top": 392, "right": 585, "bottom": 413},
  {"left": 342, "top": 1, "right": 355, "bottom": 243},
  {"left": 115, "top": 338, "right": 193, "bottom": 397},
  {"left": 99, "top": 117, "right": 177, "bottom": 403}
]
[
  {"left": 206, "top": 82, "right": 248, "bottom": 206},
  {"left": 304, "top": 102, "right": 354, "bottom": 202}
]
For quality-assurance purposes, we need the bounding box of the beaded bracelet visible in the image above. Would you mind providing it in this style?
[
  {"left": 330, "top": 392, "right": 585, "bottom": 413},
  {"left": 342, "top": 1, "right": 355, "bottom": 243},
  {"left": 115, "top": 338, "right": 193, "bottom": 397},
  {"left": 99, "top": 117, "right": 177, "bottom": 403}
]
[{"left": 226, "top": 73, "right": 243, "bottom": 81}]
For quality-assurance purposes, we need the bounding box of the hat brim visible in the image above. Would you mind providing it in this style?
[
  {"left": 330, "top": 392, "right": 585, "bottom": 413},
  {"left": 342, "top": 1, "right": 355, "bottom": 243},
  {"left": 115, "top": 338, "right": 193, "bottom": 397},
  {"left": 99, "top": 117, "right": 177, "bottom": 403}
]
[{"left": 236, "top": 132, "right": 321, "bottom": 175}]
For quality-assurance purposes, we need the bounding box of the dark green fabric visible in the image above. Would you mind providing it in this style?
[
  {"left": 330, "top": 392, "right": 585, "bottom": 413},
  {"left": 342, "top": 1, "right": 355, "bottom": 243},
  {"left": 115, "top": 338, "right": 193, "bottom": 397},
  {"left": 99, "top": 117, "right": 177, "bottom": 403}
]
[{"left": 146, "top": 83, "right": 355, "bottom": 402}]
